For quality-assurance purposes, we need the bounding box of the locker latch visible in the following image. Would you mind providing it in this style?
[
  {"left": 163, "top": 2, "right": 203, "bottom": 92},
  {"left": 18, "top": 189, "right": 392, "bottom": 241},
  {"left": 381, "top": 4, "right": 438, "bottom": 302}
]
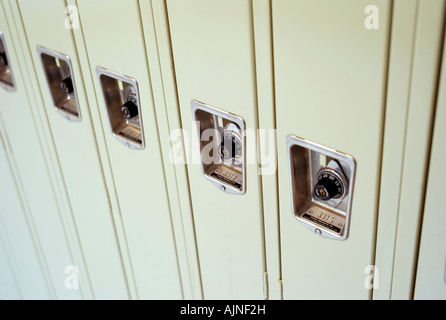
[
  {"left": 0, "top": 32, "right": 16, "bottom": 92},
  {"left": 287, "top": 135, "right": 356, "bottom": 240},
  {"left": 37, "top": 46, "right": 80, "bottom": 121},
  {"left": 96, "top": 67, "right": 145, "bottom": 150},
  {"left": 191, "top": 100, "right": 246, "bottom": 195}
]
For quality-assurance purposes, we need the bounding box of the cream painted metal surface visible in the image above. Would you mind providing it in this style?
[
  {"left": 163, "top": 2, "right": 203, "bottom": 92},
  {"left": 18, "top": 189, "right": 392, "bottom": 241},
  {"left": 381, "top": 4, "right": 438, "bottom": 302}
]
[
  {"left": 2, "top": 0, "right": 444, "bottom": 301},
  {"left": 373, "top": 0, "right": 445, "bottom": 300},
  {"left": 75, "top": 0, "right": 185, "bottom": 299},
  {"left": 388, "top": 0, "right": 445, "bottom": 299},
  {"left": 167, "top": 0, "right": 266, "bottom": 299},
  {"left": 414, "top": 29, "right": 446, "bottom": 299},
  {"left": 0, "top": 2, "right": 86, "bottom": 299},
  {"left": 0, "top": 128, "right": 49, "bottom": 299},
  {"left": 274, "top": 0, "right": 390, "bottom": 299},
  {"left": 0, "top": 235, "right": 21, "bottom": 299},
  {"left": 16, "top": 0, "right": 129, "bottom": 299},
  {"left": 251, "top": 0, "right": 282, "bottom": 299},
  {"left": 139, "top": 0, "right": 203, "bottom": 299},
  {"left": 372, "top": 0, "right": 418, "bottom": 300}
]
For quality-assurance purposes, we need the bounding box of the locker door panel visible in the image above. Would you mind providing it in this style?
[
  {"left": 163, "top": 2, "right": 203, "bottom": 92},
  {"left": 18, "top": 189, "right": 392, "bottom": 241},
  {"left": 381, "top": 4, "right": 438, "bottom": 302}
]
[
  {"left": 167, "top": 0, "right": 266, "bottom": 299},
  {"left": 0, "top": 237, "right": 21, "bottom": 299},
  {"left": 273, "top": 0, "right": 390, "bottom": 299},
  {"left": 0, "top": 131, "right": 49, "bottom": 299},
  {"left": 0, "top": 3, "right": 83, "bottom": 299},
  {"left": 388, "top": 1, "right": 445, "bottom": 299},
  {"left": 374, "top": 0, "right": 445, "bottom": 299},
  {"left": 414, "top": 29, "right": 446, "bottom": 299},
  {"left": 75, "top": 0, "right": 183, "bottom": 299},
  {"left": 16, "top": 0, "right": 129, "bottom": 298},
  {"left": 138, "top": 0, "right": 203, "bottom": 299}
]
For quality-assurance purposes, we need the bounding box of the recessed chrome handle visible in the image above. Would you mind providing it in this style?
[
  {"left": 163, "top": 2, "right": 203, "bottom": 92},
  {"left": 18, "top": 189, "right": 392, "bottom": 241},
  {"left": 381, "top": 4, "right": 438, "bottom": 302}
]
[
  {"left": 287, "top": 134, "right": 356, "bottom": 240},
  {"left": 0, "top": 32, "right": 16, "bottom": 92},
  {"left": 96, "top": 66, "right": 145, "bottom": 150},
  {"left": 191, "top": 100, "right": 246, "bottom": 195},
  {"left": 37, "top": 45, "right": 81, "bottom": 122}
]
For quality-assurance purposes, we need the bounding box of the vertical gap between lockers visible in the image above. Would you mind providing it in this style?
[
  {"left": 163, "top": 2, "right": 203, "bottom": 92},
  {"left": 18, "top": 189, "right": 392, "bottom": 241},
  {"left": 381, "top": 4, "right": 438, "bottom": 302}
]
[{"left": 409, "top": 1, "right": 446, "bottom": 300}]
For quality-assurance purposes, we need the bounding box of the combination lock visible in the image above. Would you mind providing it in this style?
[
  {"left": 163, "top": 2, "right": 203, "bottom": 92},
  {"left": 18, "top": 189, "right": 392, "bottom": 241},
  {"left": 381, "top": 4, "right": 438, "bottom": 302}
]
[
  {"left": 0, "top": 52, "right": 7, "bottom": 66},
  {"left": 219, "top": 122, "right": 243, "bottom": 167},
  {"left": 60, "top": 77, "right": 74, "bottom": 93},
  {"left": 121, "top": 99, "right": 138, "bottom": 119},
  {"left": 314, "top": 161, "right": 348, "bottom": 202}
]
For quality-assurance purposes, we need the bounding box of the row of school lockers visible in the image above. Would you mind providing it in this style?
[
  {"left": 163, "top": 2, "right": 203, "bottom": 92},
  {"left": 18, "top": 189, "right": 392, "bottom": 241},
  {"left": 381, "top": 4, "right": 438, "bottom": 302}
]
[{"left": 0, "top": 0, "right": 445, "bottom": 300}]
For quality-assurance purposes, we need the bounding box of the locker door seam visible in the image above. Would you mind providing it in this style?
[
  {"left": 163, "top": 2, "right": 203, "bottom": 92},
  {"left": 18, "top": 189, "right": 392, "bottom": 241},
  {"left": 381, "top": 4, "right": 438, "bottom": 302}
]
[
  {"left": 249, "top": 0, "right": 269, "bottom": 298},
  {"left": 151, "top": 0, "right": 204, "bottom": 299},
  {"left": 70, "top": 0, "right": 137, "bottom": 300},
  {"left": 370, "top": 0, "right": 394, "bottom": 301},
  {"left": 135, "top": 0, "right": 186, "bottom": 299},
  {"left": 409, "top": 4, "right": 446, "bottom": 299}
]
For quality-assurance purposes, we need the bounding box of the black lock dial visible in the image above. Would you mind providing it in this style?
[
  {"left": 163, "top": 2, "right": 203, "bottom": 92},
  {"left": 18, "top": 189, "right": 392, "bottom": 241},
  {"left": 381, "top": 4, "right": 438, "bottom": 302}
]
[
  {"left": 60, "top": 77, "right": 74, "bottom": 93},
  {"left": 0, "top": 52, "right": 7, "bottom": 66},
  {"left": 314, "top": 169, "right": 345, "bottom": 201},
  {"left": 121, "top": 100, "right": 138, "bottom": 119}
]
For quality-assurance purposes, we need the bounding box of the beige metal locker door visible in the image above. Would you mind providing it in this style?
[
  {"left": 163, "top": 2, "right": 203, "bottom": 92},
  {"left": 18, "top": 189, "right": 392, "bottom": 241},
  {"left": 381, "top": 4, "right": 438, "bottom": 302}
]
[
  {"left": 273, "top": 0, "right": 390, "bottom": 299},
  {"left": 0, "top": 130, "right": 49, "bottom": 299},
  {"left": 0, "top": 236, "right": 21, "bottom": 299},
  {"left": 167, "top": 0, "right": 266, "bottom": 299},
  {"left": 15, "top": 0, "right": 130, "bottom": 299},
  {"left": 373, "top": 0, "right": 445, "bottom": 299},
  {"left": 138, "top": 0, "right": 203, "bottom": 299},
  {"left": 0, "top": 1, "right": 86, "bottom": 299},
  {"left": 73, "top": 0, "right": 185, "bottom": 299},
  {"left": 414, "top": 30, "right": 446, "bottom": 299}
]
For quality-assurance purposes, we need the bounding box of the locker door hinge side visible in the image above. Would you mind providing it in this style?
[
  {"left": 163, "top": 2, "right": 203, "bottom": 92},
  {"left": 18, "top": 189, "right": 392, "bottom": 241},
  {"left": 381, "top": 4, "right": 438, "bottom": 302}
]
[{"left": 263, "top": 272, "right": 268, "bottom": 300}]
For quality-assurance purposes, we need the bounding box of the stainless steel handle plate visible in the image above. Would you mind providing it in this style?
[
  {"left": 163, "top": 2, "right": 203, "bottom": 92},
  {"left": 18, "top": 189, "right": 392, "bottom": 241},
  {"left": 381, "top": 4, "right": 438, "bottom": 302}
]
[
  {"left": 96, "top": 66, "right": 144, "bottom": 150},
  {"left": 191, "top": 100, "right": 246, "bottom": 195},
  {"left": 0, "top": 32, "right": 16, "bottom": 92},
  {"left": 37, "top": 45, "right": 80, "bottom": 121},
  {"left": 287, "top": 134, "right": 356, "bottom": 240}
]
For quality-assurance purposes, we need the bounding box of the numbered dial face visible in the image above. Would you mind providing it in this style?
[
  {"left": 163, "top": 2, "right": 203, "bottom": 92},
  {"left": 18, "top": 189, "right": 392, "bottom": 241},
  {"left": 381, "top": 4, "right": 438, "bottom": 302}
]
[
  {"left": 220, "top": 132, "right": 242, "bottom": 161},
  {"left": 314, "top": 169, "right": 345, "bottom": 201}
]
